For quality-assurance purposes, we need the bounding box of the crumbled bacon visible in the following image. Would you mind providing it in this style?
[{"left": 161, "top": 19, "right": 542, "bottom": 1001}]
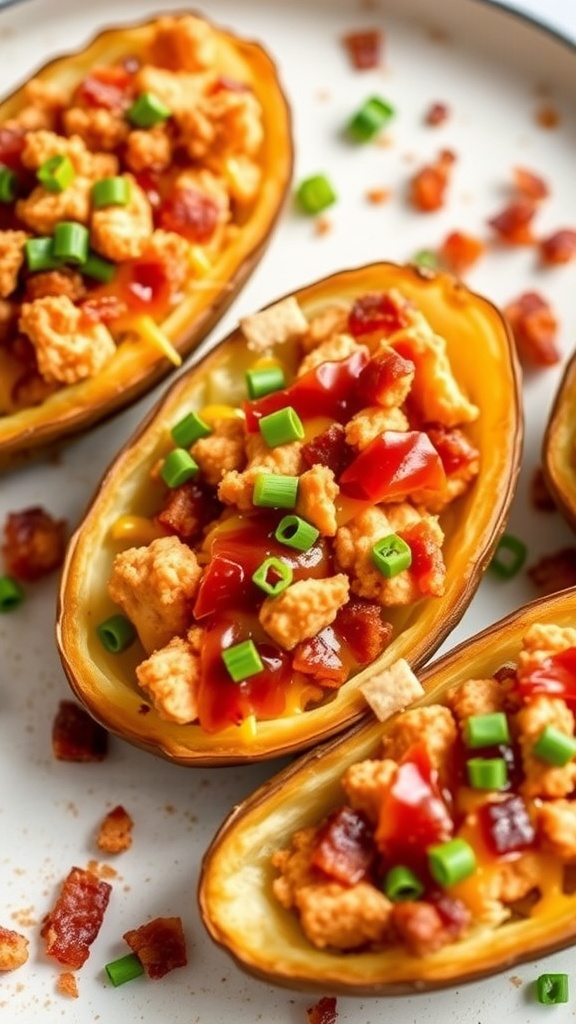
[
  {"left": 307, "top": 996, "right": 338, "bottom": 1024},
  {"left": 292, "top": 631, "right": 348, "bottom": 685},
  {"left": 513, "top": 166, "right": 549, "bottom": 201},
  {"left": 156, "top": 480, "right": 221, "bottom": 543},
  {"left": 424, "top": 423, "right": 479, "bottom": 475},
  {"left": 535, "top": 104, "right": 560, "bottom": 129},
  {"left": 335, "top": 597, "right": 393, "bottom": 664},
  {"left": 123, "top": 916, "right": 187, "bottom": 979},
  {"left": 400, "top": 520, "right": 444, "bottom": 592},
  {"left": 539, "top": 228, "right": 576, "bottom": 266},
  {"left": 41, "top": 867, "right": 112, "bottom": 969},
  {"left": 487, "top": 199, "right": 537, "bottom": 245},
  {"left": 79, "top": 295, "right": 127, "bottom": 325},
  {"left": 503, "top": 291, "right": 560, "bottom": 367},
  {"left": 57, "top": 972, "right": 79, "bottom": 998},
  {"left": 159, "top": 187, "right": 220, "bottom": 243},
  {"left": 96, "top": 805, "right": 134, "bottom": 854},
  {"left": 409, "top": 148, "right": 456, "bottom": 213},
  {"left": 311, "top": 807, "right": 374, "bottom": 886},
  {"left": 0, "top": 925, "right": 29, "bottom": 971},
  {"left": 438, "top": 230, "right": 485, "bottom": 275},
  {"left": 530, "top": 466, "right": 557, "bottom": 511},
  {"left": 424, "top": 101, "right": 450, "bottom": 126},
  {"left": 52, "top": 700, "right": 109, "bottom": 762},
  {"left": 341, "top": 29, "right": 382, "bottom": 70},
  {"left": 301, "top": 422, "right": 355, "bottom": 478},
  {"left": 391, "top": 896, "right": 469, "bottom": 957},
  {"left": 2, "top": 505, "right": 67, "bottom": 581},
  {"left": 528, "top": 548, "right": 576, "bottom": 595}
]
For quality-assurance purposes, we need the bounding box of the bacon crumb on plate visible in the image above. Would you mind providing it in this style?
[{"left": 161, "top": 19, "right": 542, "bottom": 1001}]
[
  {"left": 527, "top": 549, "right": 576, "bottom": 596},
  {"left": 341, "top": 29, "right": 382, "bottom": 70},
  {"left": 0, "top": 925, "right": 29, "bottom": 971},
  {"left": 2, "top": 505, "right": 67, "bottom": 581},
  {"left": 96, "top": 804, "right": 134, "bottom": 854},
  {"left": 539, "top": 228, "right": 576, "bottom": 265},
  {"left": 307, "top": 995, "right": 338, "bottom": 1024},
  {"left": 438, "top": 230, "right": 485, "bottom": 275},
  {"left": 502, "top": 290, "right": 560, "bottom": 367},
  {"left": 41, "top": 866, "right": 112, "bottom": 969},
  {"left": 52, "top": 700, "right": 109, "bottom": 762},
  {"left": 123, "top": 916, "right": 187, "bottom": 979},
  {"left": 57, "top": 971, "right": 79, "bottom": 998},
  {"left": 409, "top": 148, "right": 456, "bottom": 212}
]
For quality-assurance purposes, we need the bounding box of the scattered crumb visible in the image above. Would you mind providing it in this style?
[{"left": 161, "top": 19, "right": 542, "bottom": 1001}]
[
  {"left": 365, "top": 187, "right": 391, "bottom": 205},
  {"left": 96, "top": 805, "right": 134, "bottom": 854},
  {"left": 57, "top": 972, "right": 79, "bottom": 998},
  {"left": 314, "top": 216, "right": 333, "bottom": 236}
]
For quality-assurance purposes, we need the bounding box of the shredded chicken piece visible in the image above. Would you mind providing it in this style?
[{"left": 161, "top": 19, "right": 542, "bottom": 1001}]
[
  {"left": 259, "top": 574, "right": 350, "bottom": 651},
  {"left": 90, "top": 175, "right": 153, "bottom": 261},
  {"left": 19, "top": 295, "right": 116, "bottom": 384},
  {"left": 0, "top": 230, "right": 28, "bottom": 299}
]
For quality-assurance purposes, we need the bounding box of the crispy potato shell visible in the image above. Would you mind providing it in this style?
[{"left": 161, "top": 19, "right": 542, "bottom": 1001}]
[
  {"left": 199, "top": 588, "right": 576, "bottom": 994},
  {"left": 56, "top": 262, "right": 522, "bottom": 765},
  {"left": 0, "top": 10, "right": 293, "bottom": 468},
  {"left": 543, "top": 350, "right": 576, "bottom": 529}
]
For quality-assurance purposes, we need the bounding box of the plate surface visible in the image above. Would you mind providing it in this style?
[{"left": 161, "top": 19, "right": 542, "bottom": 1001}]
[{"left": 1, "top": 0, "right": 576, "bottom": 1021}]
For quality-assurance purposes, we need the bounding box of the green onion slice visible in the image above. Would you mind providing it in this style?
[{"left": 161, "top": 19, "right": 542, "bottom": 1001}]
[
  {"left": 536, "top": 973, "right": 569, "bottom": 1004},
  {"left": 428, "top": 837, "right": 477, "bottom": 888},
  {"left": 96, "top": 614, "right": 137, "bottom": 653},
  {"left": 532, "top": 724, "right": 576, "bottom": 767},
  {"left": 464, "top": 711, "right": 510, "bottom": 748},
  {"left": 274, "top": 514, "right": 319, "bottom": 552},
  {"left": 489, "top": 533, "right": 527, "bottom": 579},
  {"left": 25, "top": 236, "right": 61, "bottom": 272},
  {"left": 0, "top": 164, "right": 17, "bottom": 203},
  {"left": 82, "top": 251, "right": 116, "bottom": 283},
  {"left": 52, "top": 221, "right": 89, "bottom": 264},
  {"left": 0, "top": 575, "right": 25, "bottom": 612},
  {"left": 253, "top": 473, "right": 299, "bottom": 509},
  {"left": 372, "top": 534, "right": 412, "bottom": 578},
  {"left": 127, "top": 92, "right": 172, "bottom": 128},
  {"left": 466, "top": 757, "right": 508, "bottom": 791},
  {"left": 37, "top": 154, "right": 75, "bottom": 192},
  {"left": 347, "top": 95, "right": 395, "bottom": 142},
  {"left": 92, "top": 175, "right": 132, "bottom": 209},
  {"left": 252, "top": 556, "right": 293, "bottom": 596},
  {"left": 412, "top": 249, "right": 439, "bottom": 270},
  {"left": 161, "top": 448, "right": 199, "bottom": 488},
  {"left": 170, "top": 411, "right": 212, "bottom": 449},
  {"left": 246, "top": 365, "right": 286, "bottom": 399},
  {"left": 105, "top": 952, "right": 144, "bottom": 987},
  {"left": 222, "top": 639, "right": 264, "bottom": 682},
  {"left": 259, "top": 406, "right": 305, "bottom": 447},
  {"left": 296, "top": 174, "right": 337, "bottom": 215},
  {"left": 383, "top": 865, "right": 424, "bottom": 902}
]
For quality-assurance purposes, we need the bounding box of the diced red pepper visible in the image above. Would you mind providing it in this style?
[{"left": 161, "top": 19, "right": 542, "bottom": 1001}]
[
  {"left": 311, "top": 806, "right": 375, "bottom": 885},
  {"left": 159, "top": 187, "right": 220, "bottom": 243},
  {"left": 243, "top": 349, "right": 369, "bottom": 430},
  {"left": 539, "top": 228, "right": 576, "bottom": 265},
  {"left": 517, "top": 646, "right": 576, "bottom": 706},
  {"left": 0, "top": 126, "right": 26, "bottom": 170},
  {"left": 116, "top": 258, "right": 172, "bottom": 317},
  {"left": 339, "top": 430, "right": 445, "bottom": 502},
  {"left": 375, "top": 742, "right": 453, "bottom": 867},
  {"left": 347, "top": 291, "right": 410, "bottom": 339}
]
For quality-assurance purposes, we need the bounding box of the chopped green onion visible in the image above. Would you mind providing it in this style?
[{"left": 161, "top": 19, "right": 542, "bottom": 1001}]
[
  {"left": 467, "top": 757, "right": 508, "bottom": 790},
  {"left": 127, "top": 92, "right": 172, "bottom": 128},
  {"left": 274, "top": 514, "right": 319, "bottom": 552},
  {"left": 428, "top": 837, "right": 477, "bottom": 888},
  {"left": 259, "top": 406, "right": 305, "bottom": 447},
  {"left": 25, "top": 236, "right": 61, "bottom": 272},
  {"left": 37, "top": 154, "right": 75, "bottom": 192},
  {"left": 296, "top": 174, "right": 337, "bottom": 215},
  {"left": 92, "top": 176, "right": 132, "bottom": 209},
  {"left": 161, "top": 448, "right": 199, "bottom": 488},
  {"left": 464, "top": 711, "right": 510, "bottom": 749},
  {"left": 0, "top": 164, "right": 17, "bottom": 202},
  {"left": 489, "top": 533, "right": 527, "bottom": 580},
  {"left": 222, "top": 639, "right": 264, "bottom": 682},
  {"left": 252, "top": 556, "right": 293, "bottom": 596},
  {"left": 0, "top": 575, "right": 25, "bottom": 612},
  {"left": 82, "top": 251, "right": 116, "bottom": 283},
  {"left": 346, "top": 96, "right": 395, "bottom": 142},
  {"left": 52, "top": 221, "right": 89, "bottom": 265},
  {"left": 105, "top": 952, "right": 144, "bottom": 987},
  {"left": 253, "top": 473, "right": 299, "bottom": 509},
  {"left": 246, "top": 365, "right": 286, "bottom": 399},
  {"left": 170, "top": 411, "right": 212, "bottom": 449},
  {"left": 532, "top": 724, "right": 576, "bottom": 767},
  {"left": 96, "top": 614, "right": 136, "bottom": 653},
  {"left": 536, "top": 973, "right": 569, "bottom": 1004},
  {"left": 372, "top": 534, "right": 412, "bottom": 578},
  {"left": 383, "top": 865, "right": 424, "bottom": 902},
  {"left": 412, "top": 249, "right": 439, "bottom": 270}
]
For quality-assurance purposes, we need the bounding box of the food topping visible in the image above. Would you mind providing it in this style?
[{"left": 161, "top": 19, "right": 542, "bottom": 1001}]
[
  {"left": 0, "top": 926, "right": 29, "bottom": 971},
  {"left": 102, "top": 287, "right": 480, "bottom": 733},
  {"left": 122, "top": 916, "right": 187, "bottom": 979},
  {"left": 41, "top": 866, "right": 112, "bottom": 968},
  {"left": 96, "top": 805, "right": 134, "bottom": 854},
  {"left": 52, "top": 700, "right": 109, "bottom": 762},
  {"left": 0, "top": 14, "right": 267, "bottom": 413},
  {"left": 272, "top": 623, "right": 576, "bottom": 957}
]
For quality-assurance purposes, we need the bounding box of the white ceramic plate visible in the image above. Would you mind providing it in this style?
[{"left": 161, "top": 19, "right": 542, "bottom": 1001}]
[{"left": 2, "top": 0, "right": 576, "bottom": 1020}]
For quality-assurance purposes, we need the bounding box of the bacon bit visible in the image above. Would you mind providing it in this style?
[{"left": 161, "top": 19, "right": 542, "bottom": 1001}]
[
  {"left": 539, "top": 228, "right": 576, "bottom": 266},
  {"left": 2, "top": 505, "right": 67, "bottom": 581},
  {"left": 487, "top": 199, "right": 537, "bottom": 245},
  {"left": 535, "top": 104, "right": 560, "bottom": 129},
  {"left": 73, "top": 65, "right": 134, "bottom": 114},
  {"left": 409, "top": 149, "right": 456, "bottom": 213},
  {"left": 123, "top": 916, "right": 187, "bottom": 979},
  {"left": 438, "top": 230, "right": 485, "bottom": 275},
  {"left": 341, "top": 29, "right": 382, "bottom": 70},
  {"left": 52, "top": 700, "right": 109, "bottom": 763},
  {"left": 159, "top": 187, "right": 220, "bottom": 243},
  {"left": 79, "top": 295, "right": 127, "bottom": 325},
  {"left": 425, "top": 423, "right": 480, "bottom": 475},
  {"left": 57, "top": 972, "right": 79, "bottom": 998},
  {"left": 528, "top": 548, "right": 576, "bottom": 595},
  {"left": 424, "top": 101, "right": 450, "bottom": 126},
  {"left": 307, "top": 996, "right": 338, "bottom": 1024},
  {"left": 336, "top": 597, "right": 393, "bottom": 664},
  {"left": 513, "top": 166, "right": 549, "bottom": 201},
  {"left": 312, "top": 806, "right": 374, "bottom": 885},
  {"left": 392, "top": 897, "right": 469, "bottom": 957},
  {"left": 530, "top": 466, "right": 557, "bottom": 511},
  {"left": 301, "top": 423, "right": 355, "bottom": 478},
  {"left": 41, "top": 867, "right": 112, "bottom": 969},
  {"left": 96, "top": 805, "right": 134, "bottom": 854},
  {"left": 503, "top": 290, "right": 560, "bottom": 367},
  {"left": 0, "top": 925, "right": 29, "bottom": 971},
  {"left": 292, "top": 631, "right": 348, "bottom": 685},
  {"left": 157, "top": 481, "right": 221, "bottom": 543}
]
